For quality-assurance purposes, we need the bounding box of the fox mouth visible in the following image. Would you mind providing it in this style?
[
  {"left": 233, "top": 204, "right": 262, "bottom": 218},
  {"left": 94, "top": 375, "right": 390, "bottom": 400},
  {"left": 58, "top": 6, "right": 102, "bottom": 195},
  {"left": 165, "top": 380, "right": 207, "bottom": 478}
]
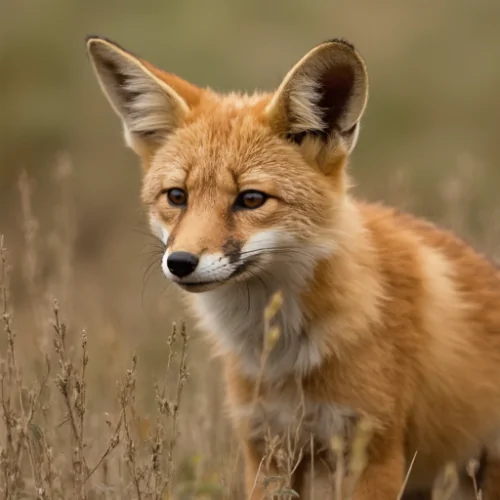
[
  {"left": 173, "top": 260, "right": 252, "bottom": 293},
  {"left": 177, "top": 280, "right": 222, "bottom": 292}
]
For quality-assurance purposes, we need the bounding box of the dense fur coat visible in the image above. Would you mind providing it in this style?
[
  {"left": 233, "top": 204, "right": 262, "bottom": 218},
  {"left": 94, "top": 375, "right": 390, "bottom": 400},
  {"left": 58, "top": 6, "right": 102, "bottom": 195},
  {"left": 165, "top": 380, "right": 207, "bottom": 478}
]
[{"left": 86, "top": 36, "right": 500, "bottom": 499}]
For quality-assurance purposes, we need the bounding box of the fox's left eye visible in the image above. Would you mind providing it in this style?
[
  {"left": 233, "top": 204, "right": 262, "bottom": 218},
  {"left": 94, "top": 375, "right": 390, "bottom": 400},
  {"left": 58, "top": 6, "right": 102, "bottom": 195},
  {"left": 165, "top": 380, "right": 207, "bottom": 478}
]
[{"left": 234, "top": 190, "right": 268, "bottom": 211}]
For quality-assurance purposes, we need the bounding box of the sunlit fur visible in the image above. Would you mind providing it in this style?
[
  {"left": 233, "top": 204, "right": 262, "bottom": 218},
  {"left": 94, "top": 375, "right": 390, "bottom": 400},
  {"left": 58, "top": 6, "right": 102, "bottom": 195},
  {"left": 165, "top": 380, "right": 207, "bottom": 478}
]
[{"left": 87, "top": 36, "right": 500, "bottom": 499}]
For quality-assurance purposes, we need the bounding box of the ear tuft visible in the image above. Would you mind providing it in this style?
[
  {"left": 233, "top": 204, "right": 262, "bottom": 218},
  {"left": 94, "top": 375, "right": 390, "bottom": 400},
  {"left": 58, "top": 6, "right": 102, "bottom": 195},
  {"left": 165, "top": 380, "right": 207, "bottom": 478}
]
[
  {"left": 323, "top": 38, "right": 356, "bottom": 51},
  {"left": 267, "top": 39, "right": 368, "bottom": 153},
  {"left": 85, "top": 34, "right": 104, "bottom": 45}
]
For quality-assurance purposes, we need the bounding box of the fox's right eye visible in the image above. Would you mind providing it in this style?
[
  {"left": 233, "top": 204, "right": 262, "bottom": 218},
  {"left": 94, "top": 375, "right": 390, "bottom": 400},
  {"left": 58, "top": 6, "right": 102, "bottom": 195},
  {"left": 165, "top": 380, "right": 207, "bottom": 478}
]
[{"left": 166, "top": 188, "right": 187, "bottom": 207}]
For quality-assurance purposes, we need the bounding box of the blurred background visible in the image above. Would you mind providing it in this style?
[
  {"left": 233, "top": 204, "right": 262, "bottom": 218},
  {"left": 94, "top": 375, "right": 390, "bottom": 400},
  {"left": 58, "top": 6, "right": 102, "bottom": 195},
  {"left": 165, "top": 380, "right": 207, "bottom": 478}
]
[{"left": 1, "top": 0, "right": 500, "bottom": 497}]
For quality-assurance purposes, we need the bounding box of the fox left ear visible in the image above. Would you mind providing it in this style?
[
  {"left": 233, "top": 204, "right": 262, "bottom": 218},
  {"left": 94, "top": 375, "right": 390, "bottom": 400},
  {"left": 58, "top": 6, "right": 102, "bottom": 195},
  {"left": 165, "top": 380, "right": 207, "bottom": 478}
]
[
  {"left": 85, "top": 36, "right": 201, "bottom": 167},
  {"left": 266, "top": 39, "right": 368, "bottom": 154}
]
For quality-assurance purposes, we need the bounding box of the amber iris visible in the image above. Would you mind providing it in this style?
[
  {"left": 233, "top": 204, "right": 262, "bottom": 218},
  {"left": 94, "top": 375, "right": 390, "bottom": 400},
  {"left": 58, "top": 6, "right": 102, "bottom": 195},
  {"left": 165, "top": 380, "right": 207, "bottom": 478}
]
[
  {"left": 167, "top": 188, "right": 187, "bottom": 207},
  {"left": 235, "top": 190, "right": 268, "bottom": 210}
]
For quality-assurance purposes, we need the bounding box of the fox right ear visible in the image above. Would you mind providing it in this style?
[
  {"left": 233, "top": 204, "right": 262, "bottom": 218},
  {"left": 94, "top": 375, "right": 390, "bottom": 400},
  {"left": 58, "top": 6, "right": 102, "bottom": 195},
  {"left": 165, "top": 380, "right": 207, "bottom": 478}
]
[{"left": 85, "top": 36, "right": 201, "bottom": 164}]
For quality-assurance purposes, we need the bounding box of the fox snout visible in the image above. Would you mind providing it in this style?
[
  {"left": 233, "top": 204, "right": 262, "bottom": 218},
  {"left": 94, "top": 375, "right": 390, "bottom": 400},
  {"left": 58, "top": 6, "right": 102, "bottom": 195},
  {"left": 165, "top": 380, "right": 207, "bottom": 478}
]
[{"left": 160, "top": 239, "right": 251, "bottom": 293}]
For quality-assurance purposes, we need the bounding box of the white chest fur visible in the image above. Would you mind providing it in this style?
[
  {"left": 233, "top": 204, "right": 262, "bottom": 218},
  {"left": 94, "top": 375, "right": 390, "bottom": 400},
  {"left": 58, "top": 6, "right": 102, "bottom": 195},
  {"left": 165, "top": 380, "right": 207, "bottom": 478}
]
[{"left": 193, "top": 273, "right": 323, "bottom": 381}]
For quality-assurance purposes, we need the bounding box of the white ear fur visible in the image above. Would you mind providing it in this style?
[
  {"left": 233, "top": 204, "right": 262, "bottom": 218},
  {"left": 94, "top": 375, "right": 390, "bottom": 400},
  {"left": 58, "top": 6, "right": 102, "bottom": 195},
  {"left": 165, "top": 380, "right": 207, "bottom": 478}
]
[
  {"left": 266, "top": 39, "right": 368, "bottom": 151},
  {"left": 86, "top": 37, "right": 189, "bottom": 151}
]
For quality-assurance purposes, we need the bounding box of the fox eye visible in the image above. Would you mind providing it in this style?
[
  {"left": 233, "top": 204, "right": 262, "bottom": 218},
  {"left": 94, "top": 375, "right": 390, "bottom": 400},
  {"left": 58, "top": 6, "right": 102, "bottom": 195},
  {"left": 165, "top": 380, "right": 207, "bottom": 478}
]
[
  {"left": 166, "top": 188, "right": 187, "bottom": 207},
  {"left": 234, "top": 190, "right": 268, "bottom": 211}
]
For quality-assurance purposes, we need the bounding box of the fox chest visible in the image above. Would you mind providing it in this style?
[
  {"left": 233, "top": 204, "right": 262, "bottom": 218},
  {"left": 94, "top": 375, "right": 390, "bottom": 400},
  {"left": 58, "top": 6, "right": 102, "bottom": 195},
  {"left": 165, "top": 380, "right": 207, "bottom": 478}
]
[{"left": 232, "top": 396, "right": 358, "bottom": 456}]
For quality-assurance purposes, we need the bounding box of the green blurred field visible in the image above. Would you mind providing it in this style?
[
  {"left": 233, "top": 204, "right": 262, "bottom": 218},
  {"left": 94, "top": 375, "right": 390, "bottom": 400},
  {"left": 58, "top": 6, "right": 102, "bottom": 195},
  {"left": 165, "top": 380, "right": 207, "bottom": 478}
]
[{"left": 1, "top": 1, "right": 500, "bottom": 498}]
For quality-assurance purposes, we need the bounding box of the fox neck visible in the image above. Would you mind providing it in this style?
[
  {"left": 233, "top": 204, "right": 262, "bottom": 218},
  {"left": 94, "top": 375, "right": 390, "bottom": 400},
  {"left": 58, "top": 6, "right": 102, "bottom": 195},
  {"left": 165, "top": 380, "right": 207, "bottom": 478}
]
[
  {"left": 192, "top": 200, "right": 379, "bottom": 383},
  {"left": 193, "top": 256, "right": 314, "bottom": 381}
]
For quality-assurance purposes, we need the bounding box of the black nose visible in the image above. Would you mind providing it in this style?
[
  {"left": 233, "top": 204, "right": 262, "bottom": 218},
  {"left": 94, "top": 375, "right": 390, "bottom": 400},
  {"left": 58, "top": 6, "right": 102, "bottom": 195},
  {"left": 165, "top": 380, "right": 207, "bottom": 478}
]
[{"left": 167, "top": 251, "right": 199, "bottom": 278}]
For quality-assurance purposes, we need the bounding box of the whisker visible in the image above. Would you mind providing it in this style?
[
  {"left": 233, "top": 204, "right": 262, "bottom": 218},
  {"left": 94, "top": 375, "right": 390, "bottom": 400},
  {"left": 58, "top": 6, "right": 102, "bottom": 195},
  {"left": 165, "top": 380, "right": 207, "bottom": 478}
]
[
  {"left": 129, "top": 225, "right": 157, "bottom": 237},
  {"left": 139, "top": 249, "right": 165, "bottom": 258},
  {"left": 159, "top": 282, "right": 171, "bottom": 297},
  {"left": 238, "top": 246, "right": 314, "bottom": 257},
  {"left": 141, "top": 258, "right": 162, "bottom": 306},
  {"left": 246, "top": 281, "right": 251, "bottom": 315},
  {"left": 140, "top": 241, "right": 165, "bottom": 249}
]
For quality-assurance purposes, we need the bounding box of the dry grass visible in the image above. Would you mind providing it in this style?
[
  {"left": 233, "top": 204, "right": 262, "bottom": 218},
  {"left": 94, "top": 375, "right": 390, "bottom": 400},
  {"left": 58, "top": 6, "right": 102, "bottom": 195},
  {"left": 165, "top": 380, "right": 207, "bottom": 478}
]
[{"left": 1, "top": 230, "right": 191, "bottom": 500}]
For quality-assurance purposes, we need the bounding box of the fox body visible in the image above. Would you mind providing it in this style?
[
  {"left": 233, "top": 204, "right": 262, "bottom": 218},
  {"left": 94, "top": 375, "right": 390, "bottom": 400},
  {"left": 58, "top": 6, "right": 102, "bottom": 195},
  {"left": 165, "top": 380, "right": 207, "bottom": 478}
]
[{"left": 86, "top": 36, "right": 500, "bottom": 498}]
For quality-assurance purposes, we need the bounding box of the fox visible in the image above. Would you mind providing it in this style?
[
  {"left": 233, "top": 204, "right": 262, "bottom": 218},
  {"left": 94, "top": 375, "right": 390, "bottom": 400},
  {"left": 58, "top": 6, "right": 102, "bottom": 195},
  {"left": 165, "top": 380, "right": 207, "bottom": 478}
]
[{"left": 85, "top": 35, "right": 500, "bottom": 499}]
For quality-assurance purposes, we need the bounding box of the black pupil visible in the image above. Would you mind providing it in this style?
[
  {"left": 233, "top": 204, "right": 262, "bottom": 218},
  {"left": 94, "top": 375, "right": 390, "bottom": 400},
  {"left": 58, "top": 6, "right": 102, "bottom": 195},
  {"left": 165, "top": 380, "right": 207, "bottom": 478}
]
[
  {"left": 170, "top": 189, "right": 184, "bottom": 204},
  {"left": 245, "top": 193, "right": 261, "bottom": 206}
]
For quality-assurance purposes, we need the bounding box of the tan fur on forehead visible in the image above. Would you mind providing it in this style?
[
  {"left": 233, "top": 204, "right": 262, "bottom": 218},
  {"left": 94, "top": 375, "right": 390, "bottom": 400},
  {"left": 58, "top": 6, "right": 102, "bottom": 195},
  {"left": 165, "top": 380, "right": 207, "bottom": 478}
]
[
  {"left": 141, "top": 89, "right": 349, "bottom": 209},
  {"left": 140, "top": 91, "right": 261, "bottom": 203},
  {"left": 180, "top": 90, "right": 272, "bottom": 126}
]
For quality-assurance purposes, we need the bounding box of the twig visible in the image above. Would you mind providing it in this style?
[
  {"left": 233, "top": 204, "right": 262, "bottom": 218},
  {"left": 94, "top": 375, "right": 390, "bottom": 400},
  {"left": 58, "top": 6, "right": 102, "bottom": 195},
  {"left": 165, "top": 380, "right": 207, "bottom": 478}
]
[
  {"left": 396, "top": 450, "right": 418, "bottom": 500},
  {"left": 121, "top": 355, "right": 143, "bottom": 500},
  {"left": 161, "top": 322, "right": 189, "bottom": 499}
]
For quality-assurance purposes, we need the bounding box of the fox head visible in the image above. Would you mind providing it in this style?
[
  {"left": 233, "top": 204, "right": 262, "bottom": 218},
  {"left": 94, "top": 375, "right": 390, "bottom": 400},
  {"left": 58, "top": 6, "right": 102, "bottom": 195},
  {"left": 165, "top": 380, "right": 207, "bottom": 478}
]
[{"left": 86, "top": 36, "right": 368, "bottom": 294}]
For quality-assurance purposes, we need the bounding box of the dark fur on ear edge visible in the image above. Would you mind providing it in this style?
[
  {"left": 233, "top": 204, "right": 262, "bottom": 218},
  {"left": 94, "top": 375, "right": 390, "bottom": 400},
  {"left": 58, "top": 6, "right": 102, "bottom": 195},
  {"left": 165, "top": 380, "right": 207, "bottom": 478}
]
[{"left": 323, "top": 38, "right": 357, "bottom": 52}]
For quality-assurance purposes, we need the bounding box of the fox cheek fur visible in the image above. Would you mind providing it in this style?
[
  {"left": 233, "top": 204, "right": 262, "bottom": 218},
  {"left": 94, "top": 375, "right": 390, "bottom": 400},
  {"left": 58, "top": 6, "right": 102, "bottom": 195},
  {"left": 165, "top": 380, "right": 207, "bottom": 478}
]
[{"left": 86, "top": 35, "right": 499, "bottom": 499}]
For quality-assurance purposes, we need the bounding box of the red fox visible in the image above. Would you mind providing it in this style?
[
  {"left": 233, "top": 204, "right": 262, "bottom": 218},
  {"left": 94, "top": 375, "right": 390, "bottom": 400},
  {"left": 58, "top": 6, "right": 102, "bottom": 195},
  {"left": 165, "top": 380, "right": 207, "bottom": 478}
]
[{"left": 86, "top": 36, "right": 500, "bottom": 499}]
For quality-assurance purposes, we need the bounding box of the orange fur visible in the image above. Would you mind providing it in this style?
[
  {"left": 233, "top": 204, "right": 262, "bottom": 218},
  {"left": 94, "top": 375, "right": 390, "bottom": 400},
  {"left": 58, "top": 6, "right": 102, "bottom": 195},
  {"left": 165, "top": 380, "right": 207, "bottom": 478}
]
[{"left": 86, "top": 36, "right": 500, "bottom": 499}]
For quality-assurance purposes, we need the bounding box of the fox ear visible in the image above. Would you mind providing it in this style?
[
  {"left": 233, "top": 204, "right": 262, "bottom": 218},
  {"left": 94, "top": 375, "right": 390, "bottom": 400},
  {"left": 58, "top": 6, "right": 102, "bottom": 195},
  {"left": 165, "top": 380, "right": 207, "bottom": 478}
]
[
  {"left": 85, "top": 36, "right": 201, "bottom": 162},
  {"left": 266, "top": 39, "right": 368, "bottom": 154}
]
